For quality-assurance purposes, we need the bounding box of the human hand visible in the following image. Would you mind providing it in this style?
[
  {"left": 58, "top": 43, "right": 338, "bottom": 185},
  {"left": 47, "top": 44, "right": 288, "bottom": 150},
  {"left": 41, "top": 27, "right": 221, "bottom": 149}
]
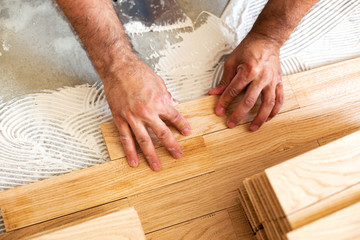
[
  {"left": 103, "top": 55, "right": 191, "bottom": 171},
  {"left": 208, "top": 32, "right": 284, "bottom": 131}
]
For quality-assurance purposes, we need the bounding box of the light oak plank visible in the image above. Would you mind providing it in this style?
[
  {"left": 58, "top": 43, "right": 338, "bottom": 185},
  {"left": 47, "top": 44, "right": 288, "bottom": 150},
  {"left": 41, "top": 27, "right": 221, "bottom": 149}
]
[
  {"left": 0, "top": 136, "right": 213, "bottom": 231},
  {"left": 266, "top": 131, "right": 360, "bottom": 217},
  {"left": 205, "top": 96, "right": 360, "bottom": 170},
  {"left": 0, "top": 199, "right": 129, "bottom": 240},
  {"left": 128, "top": 142, "right": 318, "bottom": 233},
  {"left": 101, "top": 78, "right": 298, "bottom": 160},
  {"left": 286, "top": 57, "right": 360, "bottom": 107},
  {"left": 286, "top": 201, "right": 360, "bottom": 240},
  {"left": 146, "top": 210, "right": 237, "bottom": 240},
  {"left": 32, "top": 207, "right": 145, "bottom": 240},
  {"left": 288, "top": 183, "right": 360, "bottom": 229}
]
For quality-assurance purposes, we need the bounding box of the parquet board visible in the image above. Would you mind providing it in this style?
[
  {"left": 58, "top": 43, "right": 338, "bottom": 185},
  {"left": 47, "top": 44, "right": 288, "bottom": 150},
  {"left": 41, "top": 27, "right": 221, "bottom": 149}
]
[
  {"left": 101, "top": 78, "right": 298, "bottom": 160},
  {"left": 205, "top": 96, "right": 360, "bottom": 170},
  {"left": 0, "top": 199, "right": 129, "bottom": 240},
  {"left": 240, "top": 131, "right": 360, "bottom": 239},
  {"left": 288, "top": 183, "right": 360, "bottom": 229},
  {"left": 32, "top": 207, "right": 145, "bottom": 240},
  {"left": 128, "top": 142, "right": 318, "bottom": 233},
  {"left": 146, "top": 210, "right": 237, "bottom": 240},
  {"left": 286, "top": 57, "right": 360, "bottom": 107},
  {"left": 266, "top": 130, "right": 360, "bottom": 218},
  {"left": 0, "top": 137, "right": 212, "bottom": 231},
  {"left": 286, "top": 201, "right": 360, "bottom": 240}
]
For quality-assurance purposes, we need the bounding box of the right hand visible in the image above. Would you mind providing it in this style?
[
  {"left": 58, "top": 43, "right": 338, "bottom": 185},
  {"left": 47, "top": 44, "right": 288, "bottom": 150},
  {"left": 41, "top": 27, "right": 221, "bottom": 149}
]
[{"left": 103, "top": 55, "right": 191, "bottom": 171}]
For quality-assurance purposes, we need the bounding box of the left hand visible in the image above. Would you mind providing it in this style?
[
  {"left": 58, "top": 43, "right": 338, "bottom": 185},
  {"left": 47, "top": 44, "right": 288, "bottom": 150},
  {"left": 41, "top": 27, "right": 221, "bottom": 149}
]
[{"left": 208, "top": 32, "right": 284, "bottom": 131}]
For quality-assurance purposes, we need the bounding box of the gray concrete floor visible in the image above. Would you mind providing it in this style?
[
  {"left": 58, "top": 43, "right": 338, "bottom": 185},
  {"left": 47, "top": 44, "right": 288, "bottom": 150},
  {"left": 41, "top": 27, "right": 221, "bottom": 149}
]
[{"left": 0, "top": 0, "right": 229, "bottom": 102}]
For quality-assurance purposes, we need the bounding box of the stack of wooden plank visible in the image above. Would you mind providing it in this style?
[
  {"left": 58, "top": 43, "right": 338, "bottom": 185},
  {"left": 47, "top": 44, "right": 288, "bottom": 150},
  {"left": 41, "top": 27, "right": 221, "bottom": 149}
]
[{"left": 239, "top": 131, "right": 360, "bottom": 240}]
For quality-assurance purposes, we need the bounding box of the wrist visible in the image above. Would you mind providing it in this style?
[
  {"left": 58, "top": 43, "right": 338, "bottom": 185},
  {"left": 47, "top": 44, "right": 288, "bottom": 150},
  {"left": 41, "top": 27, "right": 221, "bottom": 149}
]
[
  {"left": 246, "top": 31, "right": 283, "bottom": 50},
  {"left": 92, "top": 43, "right": 140, "bottom": 85}
]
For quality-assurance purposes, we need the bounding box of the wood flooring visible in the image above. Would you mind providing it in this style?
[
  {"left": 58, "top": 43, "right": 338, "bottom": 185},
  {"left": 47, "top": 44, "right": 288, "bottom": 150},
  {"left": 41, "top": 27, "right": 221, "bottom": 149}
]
[{"left": 0, "top": 57, "right": 359, "bottom": 239}]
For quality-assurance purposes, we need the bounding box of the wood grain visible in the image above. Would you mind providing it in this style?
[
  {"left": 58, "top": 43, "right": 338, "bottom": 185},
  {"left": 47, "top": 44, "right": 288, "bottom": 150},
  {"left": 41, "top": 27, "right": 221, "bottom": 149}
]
[
  {"left": 286, "top": 201, "right": 360, "bottom": 240},
  {"left": 31, "top": 207, "right": 145, "bottom": 240},
  {"left": 286, "top": 57, "right": 360, "bottom": 107},
  {"left": 101, "top": 77, "right": 298, "bottom": 160},
  {"left": 205, "top": 95, "right": 360, "bottom": 170},
  {"left": 0, "top": 199, "right": 129, "bottom": 240},
  {"left": 287, "top": 182, "right": 360, "bottom": 229},
  {"left": 266, "top": 131, "right": 360, "bottom": 217},
  {"left": 146, "top": 210, "right": 237, "bottom": 240},
  {"left": 240, "top": 131, "right": 360, "bottom": 239},
  {"left": 0, "top": 136, "right": 213, "bottom": 231},
  {"left": 129, "top": 142, "right": 318, "bottom": 233}
]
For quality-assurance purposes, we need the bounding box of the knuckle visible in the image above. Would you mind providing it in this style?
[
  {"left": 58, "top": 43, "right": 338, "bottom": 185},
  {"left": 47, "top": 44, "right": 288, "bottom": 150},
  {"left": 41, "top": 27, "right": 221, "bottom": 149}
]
[
  {"left": 137, "top": 136, "right": 150, "bottom": 145},
  {"left": 247, "top": 64, "right": 261, "bottom": 78},
  {"left": 172, "top": 111, "right": 181, "bottom": 123},
  {"left": 157, "top": 128, "right": 170, "bottom": 140},
  {"left": 119, "top": 134, "right": 131, "bottom": 144},
  {"left": 264, "top": 97, "right": 276, "bottom": 107},
  {"left": 244, "top": 96, "right": 257, "bottom": 108},
  {"left": 228, "top": 87, "right": 240, "bottom": 98}
]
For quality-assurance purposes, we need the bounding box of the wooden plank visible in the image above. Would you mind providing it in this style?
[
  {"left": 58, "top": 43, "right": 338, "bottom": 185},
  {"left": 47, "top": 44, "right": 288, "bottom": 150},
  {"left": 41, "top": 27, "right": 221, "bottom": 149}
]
[
  {"left": 205, "top": 95, "right": 360, "bottom": 170},
  {"left": 238, "top": 186, "right": 261, "bottom": 233},
  {"left": 287, "top": 183, "right": 360, "bottom": 229},
  {"left": 146, "top": 210, "right": 237, "bottom": 240},
  {"left": 101, "top": 77, "right": 298, "bottom": 160},
  {"left": 286, "top": 201, "right": 360, "bottom": 240},
  {"left": 0, "top": 199, "right": 129, "bottom": 240},
  {"left": 0, "top": 136, "right": 213, "bottom": 231},
  {"left": 31, "top": 207, "right": 145, "bottom": 240},
  {"left": 266, "top": 131, "right": 360, "bottom": 217},
  {"left": 286, "top": 57, "right": 360, "bottom": 107},
  {"left": 128, "top": 142, "right": 318, "bottom": 233}
]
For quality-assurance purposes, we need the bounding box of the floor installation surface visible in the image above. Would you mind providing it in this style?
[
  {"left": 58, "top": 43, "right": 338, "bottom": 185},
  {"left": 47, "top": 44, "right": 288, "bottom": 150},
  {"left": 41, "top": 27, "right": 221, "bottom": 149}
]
[{"left": 0, "top": 57, "right": 359, "bottom": 239}]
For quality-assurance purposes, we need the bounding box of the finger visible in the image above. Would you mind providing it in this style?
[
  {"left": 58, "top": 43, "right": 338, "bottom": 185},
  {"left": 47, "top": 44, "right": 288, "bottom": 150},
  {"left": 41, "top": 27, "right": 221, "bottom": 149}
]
[
  {"left": 250, "top": 85, "right": 276, "bottom": 131},
  {"left": 150, "top": 118, "right": 183, "bottom": 159},
  {"left": 162, "top": 107, "right": 191, "bottom": 136},
  {"left": 268, "top": 76, "right": 284, "bottom": 121},
  {"left": 129, "top": 121, "right": 161, "bottom": 171},
  {"left": 227, "top": 79, "right": 266, "bottom": 128},
  {"left": 113, "top": 117, "right": 139, "bottom": 168},
  {"left": 208, "top": 59, "right": 237, "bottom": 95},
  {"left": 215, "top": 67, "right": 251, "bottom": 116}
]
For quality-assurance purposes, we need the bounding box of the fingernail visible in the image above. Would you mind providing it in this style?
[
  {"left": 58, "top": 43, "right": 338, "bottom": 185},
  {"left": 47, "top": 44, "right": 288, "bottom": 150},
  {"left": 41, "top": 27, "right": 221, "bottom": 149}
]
[
  {"left": 130, "top": 160, "right": 138, "bottom": 167},
  {"left": 216, "top": 106, "right": 226, "bottom": 116},
  {"left": 250, "top": 124, "right": 259, "bottom": 131},
  {"left": 151, "top": 162, "right": 161, "bottom": 171},
  {"left": 174, "top": 152, "right": 182, "bottom": 159},
  {"left": 227, "top": 121, "right": 236, "bottom": 128},
  {"left": 182, "top": 127, "right": 191, "bottom": 135}
]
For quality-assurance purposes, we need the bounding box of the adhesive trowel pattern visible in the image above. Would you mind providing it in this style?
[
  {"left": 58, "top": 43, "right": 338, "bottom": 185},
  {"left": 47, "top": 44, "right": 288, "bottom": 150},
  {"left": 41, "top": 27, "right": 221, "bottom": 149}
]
[{"left": 0, "top": 83, "right": 112, "bottom": 191}]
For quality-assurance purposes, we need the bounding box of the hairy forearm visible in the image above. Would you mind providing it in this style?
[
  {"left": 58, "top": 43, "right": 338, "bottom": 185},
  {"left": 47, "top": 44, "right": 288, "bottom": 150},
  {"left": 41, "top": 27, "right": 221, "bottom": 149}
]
[
  {"left": 250, "top": 0, "right": 318, "bottom": 47},
  {"left": 56, "top": 0, "right": 136, "bottom": 82}
]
